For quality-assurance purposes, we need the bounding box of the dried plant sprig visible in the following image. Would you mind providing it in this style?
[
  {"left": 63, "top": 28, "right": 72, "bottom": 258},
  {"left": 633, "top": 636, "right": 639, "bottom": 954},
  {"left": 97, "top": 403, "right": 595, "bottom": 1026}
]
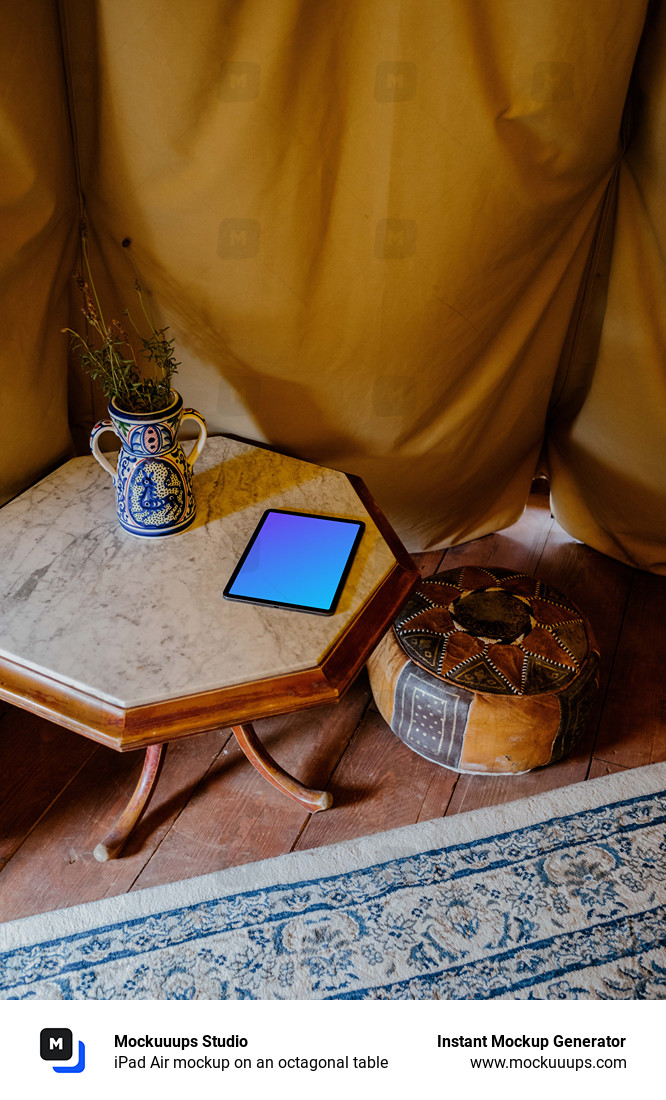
[{"left": 63, "top": 225, "right": 179, "bottom": 414}]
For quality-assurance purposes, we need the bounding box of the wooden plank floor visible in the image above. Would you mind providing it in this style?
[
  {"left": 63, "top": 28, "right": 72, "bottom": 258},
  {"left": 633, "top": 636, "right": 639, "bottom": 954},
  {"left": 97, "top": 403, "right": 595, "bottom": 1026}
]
[{"left": 1, "top": 494, "right": 664, "bottom": 922}]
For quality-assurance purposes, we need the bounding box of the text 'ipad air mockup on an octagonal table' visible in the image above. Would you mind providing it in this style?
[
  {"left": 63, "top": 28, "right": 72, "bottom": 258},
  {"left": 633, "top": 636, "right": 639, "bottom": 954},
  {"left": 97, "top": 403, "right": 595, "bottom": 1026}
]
[{"left": 223, "top": 509, "right": 365, "bottom": 615}]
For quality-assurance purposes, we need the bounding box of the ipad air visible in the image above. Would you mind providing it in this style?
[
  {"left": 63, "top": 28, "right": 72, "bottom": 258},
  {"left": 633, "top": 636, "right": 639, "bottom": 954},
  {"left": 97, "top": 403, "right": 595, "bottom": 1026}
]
[{"left": 223, "top": 509, "right": 365, "bottom": 615}]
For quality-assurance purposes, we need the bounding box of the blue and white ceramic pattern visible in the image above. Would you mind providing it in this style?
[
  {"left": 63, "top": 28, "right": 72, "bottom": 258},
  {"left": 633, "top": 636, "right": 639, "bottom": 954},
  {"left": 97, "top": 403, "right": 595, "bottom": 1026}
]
[{"left": 90, "top": 391, "right": 207, "bottom": 538}]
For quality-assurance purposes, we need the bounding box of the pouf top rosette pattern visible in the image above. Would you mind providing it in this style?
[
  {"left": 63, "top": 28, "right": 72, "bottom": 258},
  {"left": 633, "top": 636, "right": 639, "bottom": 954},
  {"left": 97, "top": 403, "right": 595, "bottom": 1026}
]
[{"left": 367, "top": 566, "right": 599, "bottom": 774}]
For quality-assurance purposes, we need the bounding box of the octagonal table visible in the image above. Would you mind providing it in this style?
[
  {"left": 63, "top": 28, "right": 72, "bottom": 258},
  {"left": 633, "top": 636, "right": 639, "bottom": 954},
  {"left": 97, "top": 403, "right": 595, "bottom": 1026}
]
[{"left": 0, "top": 436, "right": 418, "bottom": 860}]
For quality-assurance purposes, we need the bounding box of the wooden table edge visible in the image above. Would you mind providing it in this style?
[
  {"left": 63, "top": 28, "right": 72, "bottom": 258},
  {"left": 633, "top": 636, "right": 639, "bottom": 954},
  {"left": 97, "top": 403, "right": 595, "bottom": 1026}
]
[{"left": 0, "top": 559, "right": 418, "bottom": 752}]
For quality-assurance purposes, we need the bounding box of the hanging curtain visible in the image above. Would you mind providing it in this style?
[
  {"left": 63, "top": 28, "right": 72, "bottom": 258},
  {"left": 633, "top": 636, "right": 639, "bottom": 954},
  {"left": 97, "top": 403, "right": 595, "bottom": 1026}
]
[
  {"left": 59, "top": 0, "right": 648, "bottom": 551},
  {"left": 0, "top": 2, "right": 77, "bottom": 505},
  {"left": 5, "top": 1, "right": 663, "bottom": 577},
  {"left": 549, "top": 1, "right": 666, "bottom": 573}
]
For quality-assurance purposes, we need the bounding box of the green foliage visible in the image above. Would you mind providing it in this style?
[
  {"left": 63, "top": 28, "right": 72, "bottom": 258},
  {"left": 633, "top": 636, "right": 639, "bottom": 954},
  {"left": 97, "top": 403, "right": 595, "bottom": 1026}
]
[{"left": 64, "top": 228, "right": 179, "bottom": 414}]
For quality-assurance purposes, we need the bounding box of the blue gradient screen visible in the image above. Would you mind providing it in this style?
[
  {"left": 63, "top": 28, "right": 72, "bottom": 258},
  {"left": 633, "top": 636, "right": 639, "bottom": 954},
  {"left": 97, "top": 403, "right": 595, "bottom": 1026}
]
[{"left": 226, "top": 511, "right": 363, "bottom": 613}]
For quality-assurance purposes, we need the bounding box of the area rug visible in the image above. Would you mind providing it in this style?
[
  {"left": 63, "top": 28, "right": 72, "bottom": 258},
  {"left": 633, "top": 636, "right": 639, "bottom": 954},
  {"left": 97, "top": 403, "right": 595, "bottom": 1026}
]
[{"left": 2, "top": 763, "right": 666, "bottom": 1000}]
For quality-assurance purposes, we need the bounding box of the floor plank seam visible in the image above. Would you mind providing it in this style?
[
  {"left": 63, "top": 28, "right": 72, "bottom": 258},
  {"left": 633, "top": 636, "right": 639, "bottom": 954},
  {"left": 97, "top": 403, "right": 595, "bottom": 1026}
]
[
  {"left": 417, "top": 772, "right": 460, "bottom": 824},
  {"left": 584, "top": 570, "right": 636, "bottom": 780},
  {"left": 292, "top": 692, "right": 375, "bottom": 853},
  {"left": 127, "top": 730, "right": 235, "bottom": 892},
  {"left": 590, "top": 757, "right": 629, "bottom": 772},
  {"left": 289, "top": 814, "right": 314, "bottom": 852},
  {"left": 0, "top": 744, "right": 100, "bottom": 878},
  {"left": 534, "top": 514, "right": 556, "bottom": 567}
]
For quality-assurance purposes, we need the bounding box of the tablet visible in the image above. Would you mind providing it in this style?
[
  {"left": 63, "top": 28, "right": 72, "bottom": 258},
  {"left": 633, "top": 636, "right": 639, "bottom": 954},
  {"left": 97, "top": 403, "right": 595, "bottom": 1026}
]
[{"left": 223, "top": 509, "right": 365, "bottom": 615}]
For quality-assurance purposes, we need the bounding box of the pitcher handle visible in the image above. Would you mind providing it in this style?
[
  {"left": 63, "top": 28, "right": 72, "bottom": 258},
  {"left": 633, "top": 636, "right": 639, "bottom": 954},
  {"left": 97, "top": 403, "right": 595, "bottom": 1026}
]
[
  {"left": 181, "top": 409, "right": 207, "bottom": 468},
  {"left": 90, "top": 419, "right": 118, "bottom": 479}
]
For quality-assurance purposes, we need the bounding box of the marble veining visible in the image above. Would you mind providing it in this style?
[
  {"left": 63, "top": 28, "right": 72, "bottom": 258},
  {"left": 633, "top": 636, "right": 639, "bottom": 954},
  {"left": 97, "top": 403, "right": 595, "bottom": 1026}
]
[{"left": 0, "top": 438, "right": 396, "bottom": 707}]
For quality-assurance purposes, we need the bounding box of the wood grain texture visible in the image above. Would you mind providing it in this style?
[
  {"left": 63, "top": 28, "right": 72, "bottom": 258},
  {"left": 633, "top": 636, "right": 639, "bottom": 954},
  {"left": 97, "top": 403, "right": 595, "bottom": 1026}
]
[
  {"left": 94, "top": 744, "right": 167, "bottom": 862},
  {"left": 0, "top": 709, "right": 97, "bottom": 869},
  {"left": 0, "top": 727, "right": 232, "bottom": 922},
  {"left": 416, "top": 551, "right": 448, "bottom": 577},
  {"left": 232, "top": 723, "right": 333, "bottom": 811},
  {"left": 294, "top": 708, "right": 455, "bottom": 851},
  {"left": 593, "top": 570, "right": 666, "bottom": 769},
  {"left": 440, "top": 494, "right": 554, "bottom": 574},
  {"left": 1, "top": 499, "right": 663, "bottom": 921},
  {"left": 317, "top": 561, "right": 419, "bottom": 693},
  {"left": 587, "top": 759, "right": 628, "bottom": 780},
  {"left": 534, "top": 521, "right": 634, "bottom": 762},
  {"left": 443, "top": 749, "right": 594, "bottom": 817},
  {"left": 0, "top": 652, "right": 340, "bottom": 751},
  {"left": 130, "top": 675, "right": 373, "bottom": 888},
  {"left": 0, "top": 562, "right": 416, "bottom": 752},
  {"left": 345, "top": 473, "right": 420, "bottom": 575}
]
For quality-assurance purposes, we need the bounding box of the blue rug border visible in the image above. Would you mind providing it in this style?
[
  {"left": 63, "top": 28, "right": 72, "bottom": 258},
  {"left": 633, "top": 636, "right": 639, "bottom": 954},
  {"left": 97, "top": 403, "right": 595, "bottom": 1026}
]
[
  {"left": 333, "top": 904, "right": 666, "bottom": 999},
  {"left": 2, "top": 784, "right": 665, "bottom": 994}
]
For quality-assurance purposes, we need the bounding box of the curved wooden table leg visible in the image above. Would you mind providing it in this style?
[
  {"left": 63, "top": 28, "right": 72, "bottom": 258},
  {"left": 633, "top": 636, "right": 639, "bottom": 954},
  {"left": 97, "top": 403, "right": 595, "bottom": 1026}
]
[
  {"left": 232, "top": 723, "right": 333, "bottom": 812},
  {"left": 93, "top": 743, "right": 167, "bottom": 862}
]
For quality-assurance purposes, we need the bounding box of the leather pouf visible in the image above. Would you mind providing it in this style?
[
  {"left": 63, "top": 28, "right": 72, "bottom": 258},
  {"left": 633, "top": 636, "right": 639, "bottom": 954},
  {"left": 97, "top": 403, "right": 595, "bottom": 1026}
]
[{"left": 367, "top": 566, "right": 599, "bottom": 775}]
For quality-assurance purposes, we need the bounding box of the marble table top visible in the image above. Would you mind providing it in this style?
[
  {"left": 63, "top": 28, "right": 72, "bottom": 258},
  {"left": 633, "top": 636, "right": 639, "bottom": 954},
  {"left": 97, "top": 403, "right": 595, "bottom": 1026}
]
[{"left": 0, "top": 437, "right": 399, "bottom": 709}]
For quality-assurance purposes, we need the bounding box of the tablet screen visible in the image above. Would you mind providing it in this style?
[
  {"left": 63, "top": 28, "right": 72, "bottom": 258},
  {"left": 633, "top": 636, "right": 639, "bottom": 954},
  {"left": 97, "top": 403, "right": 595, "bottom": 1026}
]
[{"left": 223, "top": 510, "right": 365, "bottom": 615}]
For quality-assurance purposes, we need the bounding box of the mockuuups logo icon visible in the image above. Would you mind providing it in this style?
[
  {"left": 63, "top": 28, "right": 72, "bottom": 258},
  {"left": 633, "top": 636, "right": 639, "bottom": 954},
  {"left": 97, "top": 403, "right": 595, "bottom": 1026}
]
[
  {"left": 217, "top": 219, "right": 261, "bottom": 258},
  {"left": 375, "top": 219, "right": 417, "bottom": 258},
  {"left": 375, "top": 62, "right": 417, "bottom": 101},
  {"left": 40, "top": 1028, "right": 86, "bottom": 1074},
  {"left": 219, "top": 62, "right": 260, "bottom": 101}
]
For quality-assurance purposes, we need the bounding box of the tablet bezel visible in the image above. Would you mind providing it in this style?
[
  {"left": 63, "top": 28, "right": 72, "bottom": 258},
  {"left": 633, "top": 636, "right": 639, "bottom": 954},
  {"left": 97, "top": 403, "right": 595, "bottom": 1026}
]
[{"left": 223, "top": 509, "right": 366, "bottom": 616}]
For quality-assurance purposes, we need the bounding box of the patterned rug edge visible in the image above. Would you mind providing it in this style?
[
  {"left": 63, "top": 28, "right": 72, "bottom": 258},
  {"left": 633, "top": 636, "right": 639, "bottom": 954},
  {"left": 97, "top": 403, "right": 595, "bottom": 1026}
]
[{"left": 2, "top": 761, "right": 665, "bottom": 955}]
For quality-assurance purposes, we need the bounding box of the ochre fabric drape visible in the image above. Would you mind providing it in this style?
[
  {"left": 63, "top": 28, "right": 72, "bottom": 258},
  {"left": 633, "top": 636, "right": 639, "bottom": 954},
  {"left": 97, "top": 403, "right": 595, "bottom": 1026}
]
[
  {"left": 57, "top": 0, "right": 648, "bottom": 554},
  {"left": 0, "top": 2, "right": 77, "bottom": 506},
  {"left": 549, "top": 2, "right": 666, "bottom": 573},
  {"left": 4, "top": 1, "right": 663, "bottom": 575}
]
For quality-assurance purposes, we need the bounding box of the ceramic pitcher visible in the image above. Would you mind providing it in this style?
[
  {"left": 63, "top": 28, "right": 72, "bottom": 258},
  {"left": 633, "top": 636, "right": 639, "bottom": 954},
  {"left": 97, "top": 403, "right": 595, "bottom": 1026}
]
[{"left": 90, "top": 391, "right": 207, "bottom": 538}]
